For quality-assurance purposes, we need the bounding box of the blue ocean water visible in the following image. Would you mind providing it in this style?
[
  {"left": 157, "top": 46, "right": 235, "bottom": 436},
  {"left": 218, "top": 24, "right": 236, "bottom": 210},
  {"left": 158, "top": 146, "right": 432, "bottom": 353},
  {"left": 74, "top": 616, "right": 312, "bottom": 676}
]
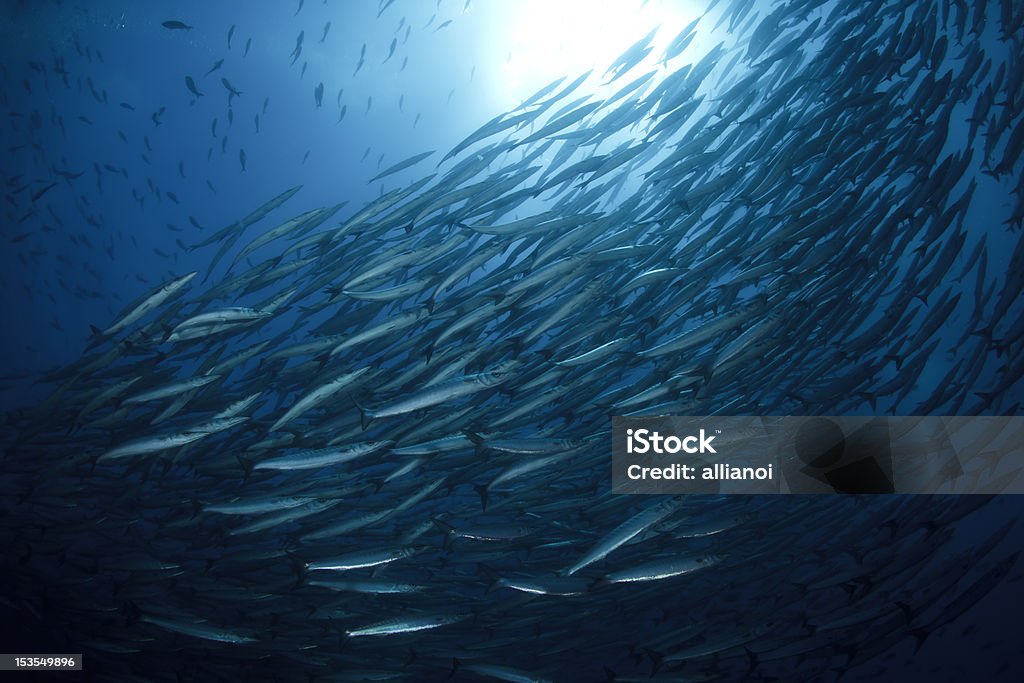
[{"left": 1, "top": 0, "right": 1023, "bottom": 681}]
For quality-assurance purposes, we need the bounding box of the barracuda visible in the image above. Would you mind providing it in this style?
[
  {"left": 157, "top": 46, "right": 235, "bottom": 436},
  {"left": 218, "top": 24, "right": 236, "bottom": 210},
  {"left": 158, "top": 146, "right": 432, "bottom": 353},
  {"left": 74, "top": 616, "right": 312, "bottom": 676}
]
[
  {"left": 252, "top": 441, "right": 391, "bottom": 471},
  {"left": 355, "top": 360, "right": 520, "bottom": 427}
]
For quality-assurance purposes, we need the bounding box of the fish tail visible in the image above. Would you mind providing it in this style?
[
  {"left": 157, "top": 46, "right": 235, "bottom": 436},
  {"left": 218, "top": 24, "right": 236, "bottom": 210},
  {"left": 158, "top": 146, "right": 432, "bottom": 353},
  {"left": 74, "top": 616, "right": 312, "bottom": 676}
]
[
  {"left": 287, "top": 553, "right": 308, "bottom": 587},
  {"left": 690, "top": 363, "right": 714, "bottom": 385},
  {"left": 431, "top": 516, "right": 455, "bottom": 534},
  {"left": 856, "top": 392, "right": 877, "bottom": 411},
  {"left": 351, "top": 395, "right": 370, "bottom": 431},
  {"left": 463, "top": 429, "right": 485, "bottom": 458},
  {"left": 895, "top": 601, "right": 914, "bottom": 624},
  {"left": 236, "top": 455, "right": 254, "bottom": 482},
  {"left": 744, "top": 647, "right": 759, "bottom": 674},
  {"left": 646, "top": 648, "right": 665, "bottom": 674}
]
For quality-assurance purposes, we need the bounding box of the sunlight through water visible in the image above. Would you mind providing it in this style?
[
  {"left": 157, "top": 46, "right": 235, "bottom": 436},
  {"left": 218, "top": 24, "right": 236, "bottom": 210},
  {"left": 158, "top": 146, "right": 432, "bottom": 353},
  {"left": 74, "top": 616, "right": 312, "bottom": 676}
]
[{"left": 481, "top": 0, "right": 713, "bottom": 108}]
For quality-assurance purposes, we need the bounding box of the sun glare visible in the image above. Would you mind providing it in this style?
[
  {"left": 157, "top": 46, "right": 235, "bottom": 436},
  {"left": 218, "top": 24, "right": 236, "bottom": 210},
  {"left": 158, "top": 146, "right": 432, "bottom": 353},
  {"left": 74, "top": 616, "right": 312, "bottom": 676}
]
[{"left": 483, "top": 0, "right": 708, "bottom": 108}]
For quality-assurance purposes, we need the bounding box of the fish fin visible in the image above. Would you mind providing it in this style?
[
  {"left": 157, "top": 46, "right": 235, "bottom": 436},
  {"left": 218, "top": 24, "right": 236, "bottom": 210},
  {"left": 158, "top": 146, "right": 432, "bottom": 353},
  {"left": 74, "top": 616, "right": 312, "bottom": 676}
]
[
  {"left": 646, "top": 648, "right": 665, "bottom": 674},
  {"left": 908, "top": 627, "right": 930, "bottom": 654},
  {"left": 122, "top": 599, "right": 141, "bottom": 626},
  {"left": 473, "top": 482, "right": 490, "bottom": 511},
  {"left": 637, "top": 316, "right": 659, "bottom": 344},
  {"left": 973, "top": 390, "right": 996, "bottom": 404},
  {"left": 969, "top": 323, "right": 992, "bottom": 340},
  {"left": 447, "top": 658, "right": 460, "bottom": 680},
  {"left": 535, "top": 348, "right": 554, "bottom": 362}
]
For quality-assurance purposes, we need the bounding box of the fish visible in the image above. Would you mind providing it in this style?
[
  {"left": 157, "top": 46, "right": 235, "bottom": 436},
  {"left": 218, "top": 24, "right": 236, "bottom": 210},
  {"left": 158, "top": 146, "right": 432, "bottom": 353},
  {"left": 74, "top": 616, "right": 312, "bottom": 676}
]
[
  {"left": 31, "top": 182, "right": 57, "bottom": 203},
  {"left": 368, "top": 150, "right": 435, "bottom": 182},
  {"left": 596, "top": 554, "right": 725, "bottom": 585},
  {"left": 92, "top": 271, "right": 197, "bottom": 338},
  {"left": 161, "top": 20, "right": 191, "bottom": 30},
  {"left": 344, "top": 614, "right": 465, "bottom": 637},
  {"left": 98, "top": 416, "right": 247, "bottom": 461},
  {"left": 290, "top": 31, "right": 304, "bottom": 65},
  {"left": 184, "top": 76, "right": 203, "bottom": 98},
  {"left": 457, "top": 663, "right": 554, "bottom": 683},
  {"left": 563, "top": 498, "right": 683, "bottom": 575},
  {"left": 221, "top": 78, "right": 242, "bottom": 99},
  {"left": 354, "top": 43, "right": 366, "bottom": 76},
  {"left": 252, "top": 441, "right": 390, "bottom": 471},
  {"left": 141, "top": 615, "right": 255, "bottom": 644},
  {"left": 352, "top": 360, "right": 521, "bottom": 427},
  {"left": 122, "top": 374, "right": 222, "bottom": 404},
  {"left": 306, "top": 546, "right": 423, "bottom": 572}
]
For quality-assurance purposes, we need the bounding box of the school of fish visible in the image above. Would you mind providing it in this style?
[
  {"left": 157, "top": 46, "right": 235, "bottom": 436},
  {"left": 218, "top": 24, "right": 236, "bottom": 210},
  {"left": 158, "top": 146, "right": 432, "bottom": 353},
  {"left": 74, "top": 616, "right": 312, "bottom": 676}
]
[{"left": 2, "top": 0, "right": 1023, "bottom": 680}]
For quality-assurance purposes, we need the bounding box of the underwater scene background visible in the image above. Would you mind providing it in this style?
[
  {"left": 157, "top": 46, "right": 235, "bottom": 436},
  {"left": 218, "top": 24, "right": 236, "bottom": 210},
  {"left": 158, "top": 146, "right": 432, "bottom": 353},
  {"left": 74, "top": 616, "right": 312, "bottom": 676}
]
[{"left": 1, "top": 0, "right": 1023, "bottom": 680}]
